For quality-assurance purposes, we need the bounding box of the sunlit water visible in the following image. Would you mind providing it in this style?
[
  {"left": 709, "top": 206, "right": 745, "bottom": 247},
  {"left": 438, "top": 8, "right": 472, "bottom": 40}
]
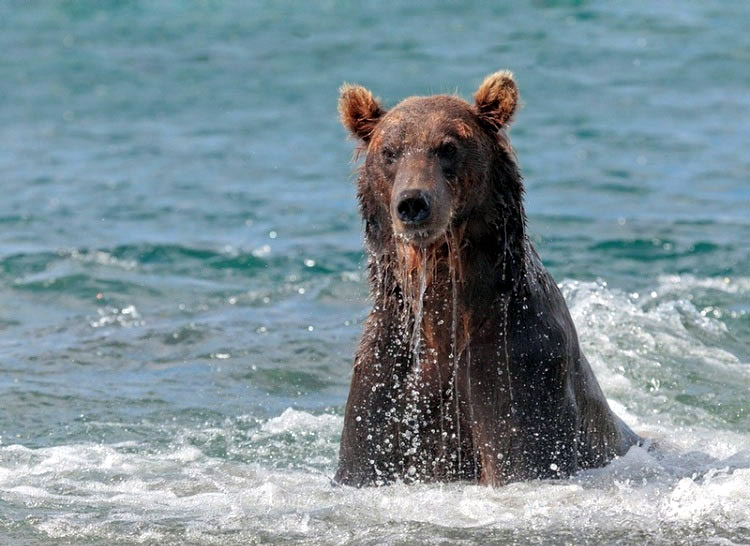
[{"left": 1, "top": 2, "right": 749, "bottom": 545}]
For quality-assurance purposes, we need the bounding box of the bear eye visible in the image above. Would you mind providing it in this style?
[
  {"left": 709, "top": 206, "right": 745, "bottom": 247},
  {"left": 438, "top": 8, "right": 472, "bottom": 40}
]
[
  {"left": 436, "top": 142, "right": 458, "bottom": 162},
  {"left": 381, "top": 147, "right": 397, "bottom": 164},
  {"left": 436, "top": 142, "right": 458, "bottom": 177}
]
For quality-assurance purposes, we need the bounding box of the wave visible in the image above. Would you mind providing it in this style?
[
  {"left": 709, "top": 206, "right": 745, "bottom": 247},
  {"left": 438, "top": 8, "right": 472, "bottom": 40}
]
[
  {"left": 561, "top": 278, "right": 749, "bottom": 433},
  {"left": 0, "top": 244, "right": 364, "bottom": 300}
]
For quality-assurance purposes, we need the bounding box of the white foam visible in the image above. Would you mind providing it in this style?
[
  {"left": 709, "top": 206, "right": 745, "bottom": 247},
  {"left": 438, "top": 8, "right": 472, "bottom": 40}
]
[
  {"left": 657, "top": 274, "right": 750, "bottom": 295},
  {"left": 63, "top": 248, "right": 138, "bottom": 270},
  {"left": 90, "top": 304, "right": 145, "bottom": 328},
  {"left": 1, "top": 417, "right": 749, "bottom": 544},
  {"left": 562, "top": 279, "right": 743, "bottom": 374},
  {"left": 664, "top": 468, "right": 750, "bottom": 526},
  {"left": 258, "top": 407, "right": 341, "bottom": 436}
]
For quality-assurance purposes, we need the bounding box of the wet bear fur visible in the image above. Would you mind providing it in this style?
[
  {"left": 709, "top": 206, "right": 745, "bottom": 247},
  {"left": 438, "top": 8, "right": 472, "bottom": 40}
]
[{"left": 335, "top": 71, "right": 641, "bottom": 486}]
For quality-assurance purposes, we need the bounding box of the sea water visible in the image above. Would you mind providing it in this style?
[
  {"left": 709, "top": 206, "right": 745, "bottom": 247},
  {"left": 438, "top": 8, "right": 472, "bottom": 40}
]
[{"left": 1, "top": 2, "right": 748, "bottom": 544}]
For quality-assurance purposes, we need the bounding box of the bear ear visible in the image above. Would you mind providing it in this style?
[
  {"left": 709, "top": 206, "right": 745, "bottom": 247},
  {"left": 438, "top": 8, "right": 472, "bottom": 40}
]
[
  {"left": 473, "top": 70, "right": 519, "bottom": 130},
  {"left": 338, "top": 84, "right": 386, "bottom": 142}
]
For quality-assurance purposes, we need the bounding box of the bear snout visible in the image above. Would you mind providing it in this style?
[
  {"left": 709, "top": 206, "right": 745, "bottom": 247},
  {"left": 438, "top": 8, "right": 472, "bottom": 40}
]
[
  {"left": 395, "top": 189, "right": 431, "bottom": 225},
  {"left": 390, "top": 157, "right": 452, "bottom": 244}
]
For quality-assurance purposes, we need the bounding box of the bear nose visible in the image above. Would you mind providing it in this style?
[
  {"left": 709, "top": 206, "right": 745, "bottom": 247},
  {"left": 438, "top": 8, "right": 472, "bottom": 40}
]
[{"left": 396, "top": 190, "right": 431, "bottom": 224}]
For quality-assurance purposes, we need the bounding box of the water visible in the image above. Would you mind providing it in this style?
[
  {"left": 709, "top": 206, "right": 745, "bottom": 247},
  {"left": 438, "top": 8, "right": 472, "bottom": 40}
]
[{"left": 1, "top": 1, "right": 749, "bottom": 544}]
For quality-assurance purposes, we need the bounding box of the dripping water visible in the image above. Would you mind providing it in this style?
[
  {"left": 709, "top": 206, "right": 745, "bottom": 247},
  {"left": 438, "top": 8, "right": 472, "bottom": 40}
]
[
  {"left": 499, "top": 217, "right": 516, "bottom": 416},
  {"left": 402, "top": 246, "right": 429, "bottom": 475},
  {"left": 465, "top": 343, "right": 477, "bottom": 476},
  {"left": 502, "top": 294, "right": 515, "bottom": 417},
  {"left": 373, "top": 254, "right": 383, "bottom": 301},
  {"left": 408, "top": 247, "right": 428, "bottom": 370},
  {"left": 447, "top": 229, "right": 462, "bottom": 476}
]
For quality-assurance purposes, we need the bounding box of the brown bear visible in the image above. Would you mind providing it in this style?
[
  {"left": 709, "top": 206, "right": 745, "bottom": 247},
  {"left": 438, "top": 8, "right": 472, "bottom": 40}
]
[{"left": 335, "top": 71, "right": 641, "bottom": 487}]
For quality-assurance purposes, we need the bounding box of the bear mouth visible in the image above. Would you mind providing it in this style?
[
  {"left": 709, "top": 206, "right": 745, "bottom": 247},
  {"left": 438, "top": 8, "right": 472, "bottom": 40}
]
[{"left": 394, "top": 225, "right": 448, "bottom": 248}]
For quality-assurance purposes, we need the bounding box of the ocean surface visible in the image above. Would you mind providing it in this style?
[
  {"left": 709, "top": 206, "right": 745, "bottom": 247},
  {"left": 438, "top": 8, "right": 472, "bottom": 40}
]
[{"left": 1, "top": 2, "right": 749, "bottom": 544}]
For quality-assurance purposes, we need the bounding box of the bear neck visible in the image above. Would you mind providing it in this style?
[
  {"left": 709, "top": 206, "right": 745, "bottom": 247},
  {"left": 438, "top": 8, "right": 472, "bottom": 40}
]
[{"left": 367, "top": 199, "right": 528, "bottom": 360}]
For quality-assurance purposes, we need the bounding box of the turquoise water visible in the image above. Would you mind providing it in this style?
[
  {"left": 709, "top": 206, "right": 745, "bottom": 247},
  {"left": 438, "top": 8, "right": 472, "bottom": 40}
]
[{"left": 1, "top": 2, "right": 749, "bottom": 544}]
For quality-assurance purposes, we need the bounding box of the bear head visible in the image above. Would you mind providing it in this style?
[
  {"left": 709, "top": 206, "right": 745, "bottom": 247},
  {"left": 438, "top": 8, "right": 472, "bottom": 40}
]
[{"left": 339, "top": 71, "right": 525, "bottom": 260}]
